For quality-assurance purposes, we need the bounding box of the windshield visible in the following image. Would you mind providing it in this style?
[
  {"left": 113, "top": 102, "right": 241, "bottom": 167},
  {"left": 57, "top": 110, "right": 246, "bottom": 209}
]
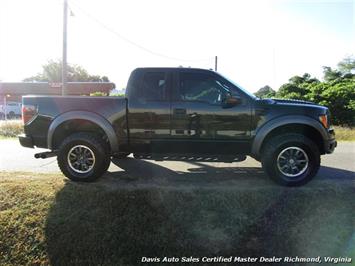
[{"left": 216, "top": 72, "right": 258, "bottom": 100}]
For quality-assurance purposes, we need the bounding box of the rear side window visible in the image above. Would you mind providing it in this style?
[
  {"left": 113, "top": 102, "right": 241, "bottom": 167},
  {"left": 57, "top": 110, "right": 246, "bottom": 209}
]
[{"left": 141, "top": 72, "right": 167, "bottom": 101}]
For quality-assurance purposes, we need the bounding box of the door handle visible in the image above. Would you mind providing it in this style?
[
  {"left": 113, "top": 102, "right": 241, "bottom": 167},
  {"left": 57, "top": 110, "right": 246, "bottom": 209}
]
[{"left": 173, "top": 108, "right": 186, "bottom": 115}]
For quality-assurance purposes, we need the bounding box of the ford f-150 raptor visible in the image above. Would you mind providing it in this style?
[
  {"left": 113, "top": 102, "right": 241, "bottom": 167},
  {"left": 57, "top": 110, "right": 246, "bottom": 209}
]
[{"left": 19, "top": 67, "right": 337, "bottom": 186}]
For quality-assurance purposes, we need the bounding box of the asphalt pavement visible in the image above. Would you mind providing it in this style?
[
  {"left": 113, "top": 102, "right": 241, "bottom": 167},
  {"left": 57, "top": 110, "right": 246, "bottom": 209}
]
[{"left": 0, "top": 139, "right": 354, "bottom": 183}]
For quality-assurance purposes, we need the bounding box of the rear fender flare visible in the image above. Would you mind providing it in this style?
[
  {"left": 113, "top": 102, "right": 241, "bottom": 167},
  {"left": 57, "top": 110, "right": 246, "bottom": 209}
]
[{"left": 47, "top": 111, "right": 118, "bottom": 152}]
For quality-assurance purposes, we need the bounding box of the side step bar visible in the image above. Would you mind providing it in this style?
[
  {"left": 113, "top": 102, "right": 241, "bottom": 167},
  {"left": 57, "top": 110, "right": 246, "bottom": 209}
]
[
  {"left": 34, "top": 151, "right": 57, "bottom": 159},
  {"left": 133, "top": 153, "right": 247, "bottom": 163}
]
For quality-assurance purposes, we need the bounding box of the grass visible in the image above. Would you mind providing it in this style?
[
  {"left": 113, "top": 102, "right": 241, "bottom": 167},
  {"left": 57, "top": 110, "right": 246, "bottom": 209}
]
[
  {"left": 0, "top": 171, "right": 354, "bottom": 265},
  {"left": 334, "top": 126, "right": 355, "bottom": 141},
  {"left": 1, "top": 120, "right": 354, "bottom": 141}
]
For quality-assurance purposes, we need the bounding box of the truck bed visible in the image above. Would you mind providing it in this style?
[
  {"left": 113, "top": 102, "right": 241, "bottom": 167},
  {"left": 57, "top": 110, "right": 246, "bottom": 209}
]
[{"left": 22, "top": 95, "right": 127, "bottom": 149}]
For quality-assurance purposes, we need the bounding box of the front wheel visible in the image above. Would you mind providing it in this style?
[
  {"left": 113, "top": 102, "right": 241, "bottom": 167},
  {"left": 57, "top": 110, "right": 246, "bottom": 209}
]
[
  {"left": 261, "top": 134, "right": 320, "bottom": 186},
  {"left": 57, "top": 132, "right": 110, "bottom": 182}
]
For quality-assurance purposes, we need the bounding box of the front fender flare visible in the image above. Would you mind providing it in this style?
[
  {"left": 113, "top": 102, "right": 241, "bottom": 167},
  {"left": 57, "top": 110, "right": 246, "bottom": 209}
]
[
  {"left": 251, "top": 115, "right": 328, "bottom": 157},
  {"left": 47, "top": 111, "right": 119, "bottom": 152}
]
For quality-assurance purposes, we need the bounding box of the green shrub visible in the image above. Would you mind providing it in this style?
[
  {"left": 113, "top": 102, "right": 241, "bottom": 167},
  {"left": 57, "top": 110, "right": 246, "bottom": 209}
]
[
  {"left": 89, "top": 91, "right": 108, "bottom": 96},
  {"left": 110, "top": 93, "right": 125, "bottom": 97},
  {"left": 0, "top": 120, "right": 23, "bottom": 137}
]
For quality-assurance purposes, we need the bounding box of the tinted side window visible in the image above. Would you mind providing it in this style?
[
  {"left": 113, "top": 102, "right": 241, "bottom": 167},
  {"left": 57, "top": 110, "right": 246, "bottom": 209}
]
[
  {"left": 141, "top": 72, "right": 167, "bottom": 101},
  {"left": 179, "top": 73, "right": 233, "bottom": 105}
]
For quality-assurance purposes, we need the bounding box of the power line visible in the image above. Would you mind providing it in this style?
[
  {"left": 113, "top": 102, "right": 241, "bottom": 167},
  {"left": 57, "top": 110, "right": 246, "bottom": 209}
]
[
  {"left": 62, "top": 0, "right": 68, "bottom": 95},
  {"left": 68, "top": 0, "right": 214, "bottom": 63}
]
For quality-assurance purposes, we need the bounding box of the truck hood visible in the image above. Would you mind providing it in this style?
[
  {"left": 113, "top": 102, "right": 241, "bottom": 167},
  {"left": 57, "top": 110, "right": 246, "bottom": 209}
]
[
  {"left": 256, "top": 98, "right": 328, "bottom": 115},
  {"left": 271, "top": 98, "right": 318, "bottom": 105},
  {"left": 257, "top": 98, "right": 320, "bottom": 107}
]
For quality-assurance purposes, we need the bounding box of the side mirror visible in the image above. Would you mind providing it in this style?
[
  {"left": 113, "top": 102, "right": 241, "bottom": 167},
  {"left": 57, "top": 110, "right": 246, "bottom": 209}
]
[{"left": 222, "top": 95, "right": 241, "bottom": 108}]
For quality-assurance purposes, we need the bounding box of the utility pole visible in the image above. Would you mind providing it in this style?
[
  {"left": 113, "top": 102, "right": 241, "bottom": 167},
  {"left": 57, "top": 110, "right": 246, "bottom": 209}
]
[
  {"left": 3, "top": 95, "right": 7, "bottom": 121},
  {"left": 62, "top": 0, "right": 68, "bottom": 95},
  {"left": 214, "top": 56, "right": 218, "bottom": 71}
]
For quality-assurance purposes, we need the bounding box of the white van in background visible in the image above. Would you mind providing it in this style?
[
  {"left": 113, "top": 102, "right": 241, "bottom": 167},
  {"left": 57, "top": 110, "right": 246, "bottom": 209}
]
[{"left": 0, "top": 101, "right": 22, "bottom": 119}]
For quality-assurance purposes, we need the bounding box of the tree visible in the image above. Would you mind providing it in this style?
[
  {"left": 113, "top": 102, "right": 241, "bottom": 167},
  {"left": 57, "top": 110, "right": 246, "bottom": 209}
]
[
  {"left": 288, "top": 75, "right": 306, "bottom": 85},
  {"left": 337, "top": 56, "right": 355, "bottom": 74},
  {"left": 306, "top": 82, "right": 327, "bottom": 103},
  {"left": 254, "top": 85, "right": 276, "bottom": 98},
  {"left": 23, "top": 60, "right": 110, "bottom": 82},
  {"left": 322, "top": 66, "right": 342, "bottom": 82},
  {"left": 274, "top": 59, "right": 355, "bottom": 126},
  {"left": 319, "top": 80, "right": 355, "bottom": 126},
  {"left": 322, "top": 56, "right": 355, "bottom": 82},
  {"left": 277, "top": 84, "right": 306, "bottom": 100},
  {"left": 288, "top": 73, "right": 319, "bottom": 86},
  {"left": 276, "top": 73, "right": 320, "bottom": 100}
]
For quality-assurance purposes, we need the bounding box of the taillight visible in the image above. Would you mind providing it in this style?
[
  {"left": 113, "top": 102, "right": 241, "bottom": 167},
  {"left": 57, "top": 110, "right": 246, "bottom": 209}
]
[{"left": 22, "top": 105, "right": 37, "bottom": 125}]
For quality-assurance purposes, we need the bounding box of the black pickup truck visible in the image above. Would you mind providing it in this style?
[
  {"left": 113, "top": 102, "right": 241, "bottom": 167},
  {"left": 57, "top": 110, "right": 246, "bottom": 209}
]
[{"left": 19, "top": 67, "right": 337, "bottom": 186}]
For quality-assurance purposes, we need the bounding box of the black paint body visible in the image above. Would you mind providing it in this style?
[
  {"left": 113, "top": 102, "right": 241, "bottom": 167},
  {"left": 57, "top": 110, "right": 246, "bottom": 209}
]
[{"left": 19, "top": 68, "right": 336, "bottom": 160}]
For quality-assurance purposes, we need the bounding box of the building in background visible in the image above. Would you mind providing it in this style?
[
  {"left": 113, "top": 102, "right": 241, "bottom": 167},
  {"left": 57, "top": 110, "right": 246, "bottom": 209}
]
[{"left": 0, "top": 82, "right": 115, "bottom": 119}]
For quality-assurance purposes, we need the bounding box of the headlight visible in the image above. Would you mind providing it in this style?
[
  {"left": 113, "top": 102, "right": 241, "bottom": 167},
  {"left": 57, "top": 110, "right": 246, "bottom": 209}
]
[{"left": 319, "top": 114, "right": 328, "bottom": 128}]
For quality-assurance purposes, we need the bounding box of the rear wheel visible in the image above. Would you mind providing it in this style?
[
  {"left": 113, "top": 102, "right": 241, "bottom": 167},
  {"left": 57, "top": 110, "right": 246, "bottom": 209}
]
[
  {"left": 57, "top": 132, "right": 110, "bottom": 182},
  {"left": 261, "top": 134, "right": 320, "bottom": 186}
]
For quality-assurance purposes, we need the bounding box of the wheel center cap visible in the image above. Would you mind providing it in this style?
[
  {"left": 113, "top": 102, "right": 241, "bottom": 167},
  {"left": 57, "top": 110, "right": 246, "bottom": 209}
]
[{"left": 289, "top": 159, "right": 295, "bottom": 164}]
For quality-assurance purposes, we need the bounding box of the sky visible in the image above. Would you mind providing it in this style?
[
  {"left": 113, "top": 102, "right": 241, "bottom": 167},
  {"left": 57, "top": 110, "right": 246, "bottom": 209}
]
[{"left": 0, "top": 0, "right": 354, "bottom": 92}]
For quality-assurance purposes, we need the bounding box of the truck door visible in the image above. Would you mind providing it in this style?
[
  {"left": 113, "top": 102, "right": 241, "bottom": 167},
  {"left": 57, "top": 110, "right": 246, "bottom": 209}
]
[
  {"left": 127, "top": 70, "right": 172, "bottom": 153},
  {"left": 169, "top": 70, "right": 252, "bottom": 155}
]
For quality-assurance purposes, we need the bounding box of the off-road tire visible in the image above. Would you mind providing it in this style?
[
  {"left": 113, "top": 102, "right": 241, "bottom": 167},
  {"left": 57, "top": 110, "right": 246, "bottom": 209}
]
[
  {"left": 261, "top": 133, "right": 320, "bottom": 186},
  {"left": 57, "top": 132, "right": 110, "bottom": 182}
]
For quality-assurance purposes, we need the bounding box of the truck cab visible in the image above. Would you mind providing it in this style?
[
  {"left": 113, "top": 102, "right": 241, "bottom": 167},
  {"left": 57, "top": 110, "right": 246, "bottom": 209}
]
[{"left": 125, "top": 68, "right": 255, "bottom": 155}]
